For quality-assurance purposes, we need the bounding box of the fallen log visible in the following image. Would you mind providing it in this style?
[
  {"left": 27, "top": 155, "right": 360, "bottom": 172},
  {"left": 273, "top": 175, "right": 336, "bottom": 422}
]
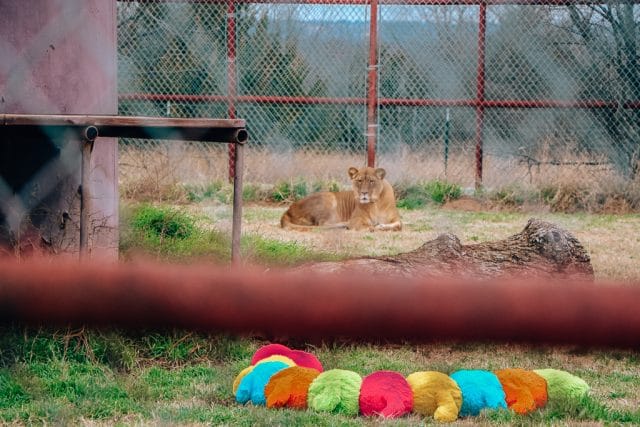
[{"left": 292, "top": 218, "right": 594, "bottom": 281}]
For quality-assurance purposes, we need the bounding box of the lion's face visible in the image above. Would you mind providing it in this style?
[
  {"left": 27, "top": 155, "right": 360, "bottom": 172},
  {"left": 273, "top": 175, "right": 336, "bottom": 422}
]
[{"left": 348, "top": 166, "right": 386, "bottom": 204}]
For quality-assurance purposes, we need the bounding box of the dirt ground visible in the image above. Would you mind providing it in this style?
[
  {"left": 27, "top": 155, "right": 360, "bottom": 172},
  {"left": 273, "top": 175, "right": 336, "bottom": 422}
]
[{"left": 198, "top": 200, "right": 640, "bottom": 282}]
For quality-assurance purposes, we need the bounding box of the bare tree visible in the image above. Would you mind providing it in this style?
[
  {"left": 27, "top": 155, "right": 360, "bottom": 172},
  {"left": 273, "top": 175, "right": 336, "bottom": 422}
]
[{"left": 563, "top": 3, "right": 640, "bottom": 179}]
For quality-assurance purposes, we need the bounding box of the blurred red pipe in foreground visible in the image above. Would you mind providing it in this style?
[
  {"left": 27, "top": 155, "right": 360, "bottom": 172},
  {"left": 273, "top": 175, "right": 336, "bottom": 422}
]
[{"left": 0, "top": 259, "right": 638, "bottom": 348}]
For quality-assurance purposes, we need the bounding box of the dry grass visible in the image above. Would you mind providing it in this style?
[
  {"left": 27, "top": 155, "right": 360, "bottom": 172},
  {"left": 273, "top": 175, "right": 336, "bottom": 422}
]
[
  {"left": 194, "top": 202, "right": 640, "bottom": 282},
  {"left": 119, "top": 144, "right": 640, "bottom": 216},
  {"left": 119, "top": 143, "right": 633, "bottom": 188},
  {"left": 119, "top": 144, "right": 640, "bottom": 280}
]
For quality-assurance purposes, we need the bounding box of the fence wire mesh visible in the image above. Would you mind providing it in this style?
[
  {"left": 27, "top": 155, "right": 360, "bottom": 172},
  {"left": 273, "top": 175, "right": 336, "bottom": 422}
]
[{"left": 116, "top": 1, "right": 640, "bottom": 194}]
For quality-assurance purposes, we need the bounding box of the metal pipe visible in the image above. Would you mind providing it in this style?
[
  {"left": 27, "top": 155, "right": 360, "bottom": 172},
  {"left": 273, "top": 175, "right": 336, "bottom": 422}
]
[
  {"left": 474, "top": 1, "right": 487, "bottom": 190},
  {"left": 1, "top": 259, "right": 639, "bottom": 348},
  {"left": 366, "top": 0, "right": 379, "bottom": 167},
  {"left": 0, "top": 114, "right": 247, "bottom": 144},
  {"left": 231, "top": 141, "right": 245, "bottom": 265},
  {"left": 79, "top": 126, "right": 98, "bottom": 260}
]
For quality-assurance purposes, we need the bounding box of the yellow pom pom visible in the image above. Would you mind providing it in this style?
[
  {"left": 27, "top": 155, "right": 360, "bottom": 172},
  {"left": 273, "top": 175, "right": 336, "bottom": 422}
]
[
  {"left": 406, "top": 371, "right": 462, "bottom": 422},
  {"left": 233, "top": 366, "right": 254, "bottom": 395}
]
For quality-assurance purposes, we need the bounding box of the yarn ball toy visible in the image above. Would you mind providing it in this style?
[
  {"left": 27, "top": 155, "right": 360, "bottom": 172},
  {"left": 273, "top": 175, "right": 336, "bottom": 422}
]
[
  {"left": 264, "top": 366, "right": 321, "bottom": 409},
  {"left": 358, "top": 371, "right": 413, "bottom": 418},
  {"left": 533, "top": 369, "right": 590, "bottom": 403},
  {"left": 235, "top": 361, "right": 290, "bottom": 405},
  {"left": 406, "top": 371, "right": 462, "bottom": 422},
  {"left": 450, "top": 369, "right": 507, "bottom": 416},
  {"left": 494, "top": 368, "right": 548, "bottom": 414},
  {"left": 307, "top": 369, "right": 362, "bottom": 416},
  {"left": 233, "top": 344, "right": 591, "bottom": 422},
  {"left": 251, "top": 343, "right": 324, "bottom": 372}
]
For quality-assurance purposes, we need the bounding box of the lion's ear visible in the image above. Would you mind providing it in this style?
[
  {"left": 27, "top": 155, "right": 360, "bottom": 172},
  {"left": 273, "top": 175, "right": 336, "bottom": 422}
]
[
  {"left": 348, "top": 167, "right": 359, "bottom": 179},
  {"left": 374, "top": 168, "right": 386, "bottom": 180}
]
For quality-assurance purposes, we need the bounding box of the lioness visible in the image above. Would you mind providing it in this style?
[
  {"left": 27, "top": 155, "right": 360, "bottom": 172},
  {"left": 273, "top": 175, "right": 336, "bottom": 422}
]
[{"left": 280, "top": 166, "right": 402, "bottom": 231}]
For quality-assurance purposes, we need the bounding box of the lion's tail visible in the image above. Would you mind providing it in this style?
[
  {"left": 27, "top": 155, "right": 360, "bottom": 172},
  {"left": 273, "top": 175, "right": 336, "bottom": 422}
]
[
  {"left": 280, "top": 210, "right": 347, "bottom": 232},
  {"left": 280, "top": 210, "right": 312, "bottom": 231}
]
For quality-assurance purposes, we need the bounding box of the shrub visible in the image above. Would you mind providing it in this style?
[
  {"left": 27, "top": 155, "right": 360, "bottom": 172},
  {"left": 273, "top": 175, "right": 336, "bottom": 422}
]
[
  {"left": 271, "top": 181, "right": 308, "bottom": 202},
  {"left": 185, "top": 182, "right": 231, "bottom": 204},
  {"left": 424, "top": 180, "right": 462, "bottom": 204},
  {"left": 131, "top": 205, "right": 195, "bottom": 240},
  {"left": 396, "top": 181, "right": 462, "bottom": 209},
  {"left": 489, "top": 186, "right": 525, "bottom": 208}
]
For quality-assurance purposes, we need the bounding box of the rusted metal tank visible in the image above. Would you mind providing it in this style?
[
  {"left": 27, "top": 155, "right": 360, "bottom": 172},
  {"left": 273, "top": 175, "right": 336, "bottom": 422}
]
[{"left": 0, "top": 0, "right": 118, "bottom": 260}]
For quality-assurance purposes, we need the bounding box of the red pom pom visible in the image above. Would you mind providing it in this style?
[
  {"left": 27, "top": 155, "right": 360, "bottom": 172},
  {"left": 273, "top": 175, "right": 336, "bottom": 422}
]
[
  {"left": 359, "top": 371, "right": 413, "bottom": 418},
  {"left": 251, "top": 344, "right": 323, "bottom": 372}
]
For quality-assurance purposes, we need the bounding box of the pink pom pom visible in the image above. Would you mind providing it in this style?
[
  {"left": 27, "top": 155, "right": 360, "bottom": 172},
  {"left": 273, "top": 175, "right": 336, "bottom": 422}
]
[
  {"left": 359, "top": 371, "right": 413, "bottom": 418},
  {"left": 251, "top": 344, "right": 323, "bottom": 372}
]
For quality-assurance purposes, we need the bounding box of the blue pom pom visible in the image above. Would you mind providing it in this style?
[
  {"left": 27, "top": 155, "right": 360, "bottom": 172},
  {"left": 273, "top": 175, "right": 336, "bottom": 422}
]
[
  {"left": 450, "top": 369, "right": 507, "bottom": 416},
  {"left": 236, "top": 361, "right": 289, "bottom": 405}
]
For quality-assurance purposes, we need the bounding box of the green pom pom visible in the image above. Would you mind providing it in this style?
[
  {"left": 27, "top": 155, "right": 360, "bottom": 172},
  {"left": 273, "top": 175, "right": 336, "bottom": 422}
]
[
  {"left": 534, "top": 369, "right": 589, "bottom": 403},
  {"left": 307, "top": 369, "right": 362, "bottom": 416}
]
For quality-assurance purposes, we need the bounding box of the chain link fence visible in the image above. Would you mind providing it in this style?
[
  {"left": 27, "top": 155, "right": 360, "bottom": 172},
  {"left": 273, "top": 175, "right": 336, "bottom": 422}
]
[
  {"left": 117, "top": 0, "right": 640, "bottom": 195},
  {"left": 0, "top": 1, "right": 638, "bottom": 258}
]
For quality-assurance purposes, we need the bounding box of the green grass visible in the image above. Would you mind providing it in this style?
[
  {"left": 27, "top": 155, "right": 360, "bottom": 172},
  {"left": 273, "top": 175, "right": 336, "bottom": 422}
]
[
  {"left": 1, "top": 327, "right": 639, "bottom": 425},
  {"left": 120, "top": 203, "right": 337, "bottom": 266},
  {"left": 241, "top": 233, "right": 341, "bottom": 266},
  {"left": 4, "top": 196, "right": 640, "bottom": 424},
  {"left": 120, "top": 204, "right": 230, "bottom": 262},
  {"left": 271, "top": 180, "right": 309, "bottom": 202}
]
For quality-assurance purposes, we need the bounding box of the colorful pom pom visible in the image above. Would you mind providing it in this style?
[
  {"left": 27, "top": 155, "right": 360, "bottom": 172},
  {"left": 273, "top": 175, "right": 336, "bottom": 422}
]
[
  {"left": 406, "top": 371, "right": 462, "bottom": 422},
  {"left": 494, "top": 368, "right": 548, "bottom": 414},
  {"left": 233, "top": 343, "right": 590, "bottom": 421},
  {"left": 359, "top": 371, "right": 413, "bottom": 418},
  {"left": 533, "top": 369, "right": 589, "bottom": 403},
  {"left": 233, "top": 365, "right": 254, "bottom": 395},
  {"left": 450, "top": 369, "right": 507, "bottom": 416},
  {"left": 255, "top": 354, "right": 296, "bottom": 367},
  {"left": 251, "top": 343, "right": 324, "bottom": 372},
  {"left": 235, "top": 361, "right": 289, "bottom": 405},
  {"left": 307, "top": 369, "right": 362, "bottom": 416},
  {"left": 264, "top": 366, "right": 320, "bottom": 409}
]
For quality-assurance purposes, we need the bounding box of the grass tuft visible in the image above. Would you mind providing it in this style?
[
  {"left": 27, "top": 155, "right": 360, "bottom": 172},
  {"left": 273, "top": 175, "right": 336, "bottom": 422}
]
[
  {"left": 120, "top": 204, "right": 230, "bottom": 263},
  {"left": 396, "top": 180, "right": 462, "bottom": 209},
  {"left": 241, "top": 233, "right": 340, "bottom": 266},
  {"left": 271, "top": 181, "right": 308, "bottom": 202}
]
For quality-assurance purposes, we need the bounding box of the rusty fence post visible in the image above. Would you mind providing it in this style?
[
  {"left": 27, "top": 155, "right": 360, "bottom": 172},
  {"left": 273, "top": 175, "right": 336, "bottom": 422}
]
[
  {"left": 474, "top": 1, "right": 488, "bottom": 190},
  {"left": 227, "top": 0, "right": 237, "bottom": 182},
  {"left": 366, "top": 0, "right": 379, "bottom": 168}
]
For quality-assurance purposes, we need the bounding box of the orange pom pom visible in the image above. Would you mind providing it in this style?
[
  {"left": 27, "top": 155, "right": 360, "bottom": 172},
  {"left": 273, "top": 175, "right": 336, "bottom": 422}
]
[
  {"left": 264, "top": 366, "right": 321, "bottom": 409},
  {"left": 494, "top": 368, "right": 547, "bottom": 414}
]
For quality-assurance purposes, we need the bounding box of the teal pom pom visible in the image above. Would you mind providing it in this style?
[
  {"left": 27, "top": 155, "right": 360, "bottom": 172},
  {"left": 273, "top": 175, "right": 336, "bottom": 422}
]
[
  {"left": 450, "top": 369, "right": 507, "bottom": 416},
  {"left": 236, "top": 361, "right": 289, "bottom": 405},
  {"left": 307, "top": 369, "right": 362, "bottom": 416}
]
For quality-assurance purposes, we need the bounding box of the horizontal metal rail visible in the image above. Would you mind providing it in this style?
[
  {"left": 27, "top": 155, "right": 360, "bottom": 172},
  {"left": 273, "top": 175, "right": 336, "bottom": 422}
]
[
  {"left": 119, "top": 0, "right": 621, "bottom": 6},
  {"left": 120, "top": 93, "right": 639, "bottom": 110},
  {"left": 0, "top": 114, "right": 248, "bottom": 144}
]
